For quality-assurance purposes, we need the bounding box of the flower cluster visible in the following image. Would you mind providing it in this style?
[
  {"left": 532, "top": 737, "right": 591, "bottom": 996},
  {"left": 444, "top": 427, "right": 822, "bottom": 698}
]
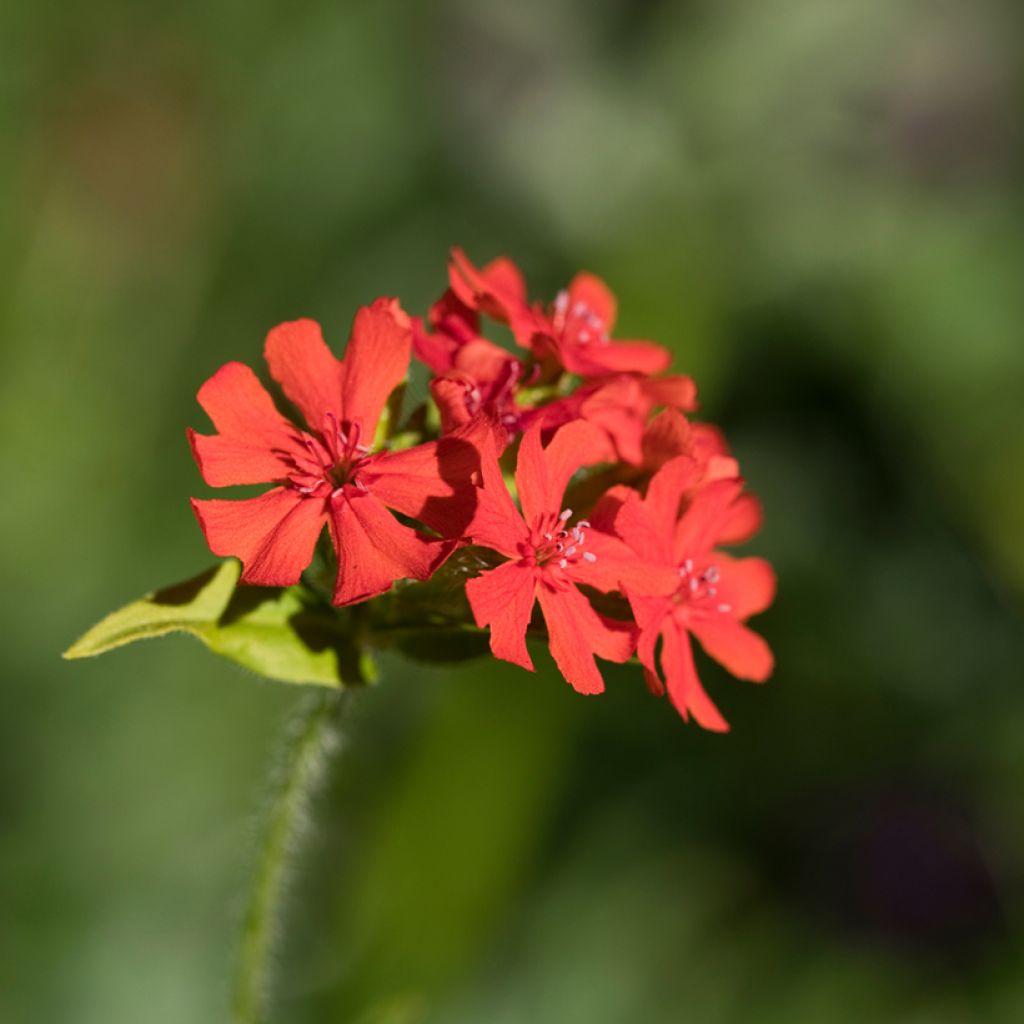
[{"left": 189, "top": 250, "right": 775, "bottom": 730}]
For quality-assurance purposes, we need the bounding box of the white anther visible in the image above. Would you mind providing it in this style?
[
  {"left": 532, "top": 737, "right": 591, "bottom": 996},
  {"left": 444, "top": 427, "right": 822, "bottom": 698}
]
[
  {"left": 558, "top": 558, "right": 568, "bottom": 569},
  {"left": 564, "top": 546, "right": 576, "bottom": 557},
  {"left": 717, "top": 604, "right": 732, "bottom": 614},
  {"left": 559, "top": 508, "right": 572, "bottom": 521},
  {"left": 543, "top": 532, "right": 553, "bottom": 541},
  {"left": 583, "top": 552, "right": 597, "bottom": 563}
]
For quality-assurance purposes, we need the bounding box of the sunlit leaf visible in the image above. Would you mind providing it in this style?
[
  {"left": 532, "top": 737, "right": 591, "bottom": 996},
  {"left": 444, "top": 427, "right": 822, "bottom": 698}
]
[{"left": 63, "top": 560, "right": 375, "bottom": 687}]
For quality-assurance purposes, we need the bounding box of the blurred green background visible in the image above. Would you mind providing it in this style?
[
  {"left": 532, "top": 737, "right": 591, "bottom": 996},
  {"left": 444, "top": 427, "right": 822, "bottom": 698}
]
[{"left": 4, "top": 0, "right": 1024, "bottom": 1021}]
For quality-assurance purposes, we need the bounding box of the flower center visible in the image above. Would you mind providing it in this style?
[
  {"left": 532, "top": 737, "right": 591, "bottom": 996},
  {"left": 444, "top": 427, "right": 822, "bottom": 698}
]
[
  {"left": 284, "top": 415, "right": 371, "bottom": 498},
  {"left": 675, "top": 559, "right": 731, "bottom": 614},
  {"left": 551, "top": 290, "right": 610, "bottom": 348},
  {"left": 527, "top": 508, "right": 598, "bottom": 571}
]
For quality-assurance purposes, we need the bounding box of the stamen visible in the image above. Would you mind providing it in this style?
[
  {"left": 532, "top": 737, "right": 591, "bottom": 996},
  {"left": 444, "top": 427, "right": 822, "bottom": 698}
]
[
  {"left": 583, "top": 552, "right": 597, "bottom": 563},
  {"left": 717, "top": 603, "right": 732, "bottom": 614},
  {"left": 558, "top": 558, "right": 568, "bottom": 569},
  {"left": 559, "top": 508, "right": 572, "bottom": 521},
  {"left": 564, "top": 546, "right": 576, "bottom": 556}
]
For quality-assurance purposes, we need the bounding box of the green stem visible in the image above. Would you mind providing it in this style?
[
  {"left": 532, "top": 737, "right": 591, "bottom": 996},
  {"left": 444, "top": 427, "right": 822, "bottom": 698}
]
[{"left": 231, "top": 689, "right": 345, "bottom": 1024}]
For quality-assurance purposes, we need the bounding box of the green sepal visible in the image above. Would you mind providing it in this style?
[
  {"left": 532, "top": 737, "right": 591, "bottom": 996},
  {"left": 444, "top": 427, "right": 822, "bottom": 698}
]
[{"left": 63, "top": 560, "right": 376, "bottom": 687}]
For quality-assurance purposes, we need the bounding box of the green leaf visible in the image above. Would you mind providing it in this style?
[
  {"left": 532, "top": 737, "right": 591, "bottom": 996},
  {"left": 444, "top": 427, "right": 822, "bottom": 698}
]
[{"left": 63, "top": 560, "right": 375, "bottom": 687}]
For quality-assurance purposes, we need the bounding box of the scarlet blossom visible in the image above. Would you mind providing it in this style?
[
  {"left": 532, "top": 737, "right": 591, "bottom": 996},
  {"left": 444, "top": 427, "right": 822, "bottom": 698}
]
[
  {"left": 465, "top": 420, "right": 639, "bottom": 695},
  {"left": 595, "top": 456, "right": 776, "bottom": 731},
  {"left": 189, "top": 298, "right": 487, "bottom": 606},
  {"left": 412, "top": 290, "right": 526, "bottom": 437},
  {"left": 448, "top": 248, "right": 672, "bottom": 379}
]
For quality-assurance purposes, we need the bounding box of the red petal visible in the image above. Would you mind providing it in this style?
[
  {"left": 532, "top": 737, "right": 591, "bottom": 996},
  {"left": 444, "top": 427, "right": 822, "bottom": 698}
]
[
  {"left": 567, "top": 272, "right": 618, "bottom": 332},
  {"left": 673, "top": 478, "right": 744, "bottom": 561},
  {"left": 187, "top": 429, "right": 294, "bottom": 488},
  {"left": 195, "top": 361, "right": 295, "bottom": 447},
  {"left": 515, "top": 419, "right": 607, "bottom": 525},
  {"left": 413, "top": 317, "right": 459, "bottom": 374},
  {"left": 629, "top": 593, "right": 672, "bottom": 686},
  {"left": 590, "top": 485, "right": 635, "bottom": 534},
  {"left": 578, "top": 377, "right": 646, "bottom": 465},
  {"left": 562, "top": 339, "right": 671, "bottom": 378},
  {"left": 329, "top": 488, "right": 450, "bottom": 606},
  {"left": 598, "top": 487, "right": 671, "bottom": 565},
  {"left": 338, "top": 298, "right": 412, "bottom": 439},
  {"left": 643, "top": 667, "right": 666, "bottom": 696},
  {"left": 642, "top": 409, "right": 693, "bottom": 469},
  {"left": 428, "top": 288, "right": 480, "bottom": 338},
  {"left": 264, "top": 319, "right": 343, "bottom": 434},
  {"left": 469, "top": 486, "right": 529, "bottom": 558},
  {"left": 716, "top": 493, "right": 763, "bottom": 545},
  {"left": 360, "top": 422, "right": 488, "bottom": 538},
  {"left": 690, "top": 616, "right": 773, "bottom": 683},
  {"left": 645, "top": 455, "right": 702, "bottom": 541},
  {"left": 190, "top": 488, "right": 326, "bottom": 587},
  {"left": 448, "top": 248, "right": 527, "bottom": 321},
  {"left": 535, "top": 582, "right": 607, "bottom": 695},
  {"left": 481, "top": 255, "right": 528, "bottom": 308},
  {"left": 691, "top": 422, "right": 731, "bottom": 459},
  {"left": 463, "top": 421, "right": 528, "bottom": 557},
  {"left": 453, "top": 338, "right": 518, "bottom": 382},
  {"left": 641, "top": 374, "right": 698, "bottom": 413},
  {"left": 580, "top": 528, "right": 680, "bottom": 595},
  {"left": 466, "top": 561, "right": 537, "bottom": 672},
  {"left": 710, "top": 554, "right": 777, "bottom": 619},
  {"left": 429, "top": 375, "right": 474, "bottom": 432},
  {"left": 662, "top": 620, "right": 730, "bottom": 732}
]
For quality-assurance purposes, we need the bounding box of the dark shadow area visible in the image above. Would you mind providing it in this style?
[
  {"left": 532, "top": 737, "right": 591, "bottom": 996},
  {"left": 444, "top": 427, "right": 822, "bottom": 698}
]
[{"left": 150, "top": 565, "right": 222, "bottom": 606}]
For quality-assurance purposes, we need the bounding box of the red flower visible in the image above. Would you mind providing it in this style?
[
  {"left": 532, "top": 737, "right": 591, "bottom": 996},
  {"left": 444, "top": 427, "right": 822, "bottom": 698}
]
[
  {"left": 465, "top": 421, "right": 637, "bottom": 694},
  {"left": 448, "top": 248, "right": 671, "bottom": 379},
  {"left": 596, "top": 457, "right": 775, "bottom": 731},
  {"left": 189, "top": 299, "right": 485, "bottom": 606},
  {"left": 413, "top": 291, "right": 526, "bottom": 437}
]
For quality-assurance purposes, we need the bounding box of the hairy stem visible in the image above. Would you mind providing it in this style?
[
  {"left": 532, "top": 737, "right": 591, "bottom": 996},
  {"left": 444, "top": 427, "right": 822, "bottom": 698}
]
[{"left": 232, "top": 689, "right": 345, "bottom": 1024}]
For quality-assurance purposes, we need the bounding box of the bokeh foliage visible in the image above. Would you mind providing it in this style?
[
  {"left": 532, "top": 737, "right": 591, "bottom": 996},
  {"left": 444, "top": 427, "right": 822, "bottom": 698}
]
[{"left": 3, "top": 0, "right": 1024, "bottom": 1021}]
